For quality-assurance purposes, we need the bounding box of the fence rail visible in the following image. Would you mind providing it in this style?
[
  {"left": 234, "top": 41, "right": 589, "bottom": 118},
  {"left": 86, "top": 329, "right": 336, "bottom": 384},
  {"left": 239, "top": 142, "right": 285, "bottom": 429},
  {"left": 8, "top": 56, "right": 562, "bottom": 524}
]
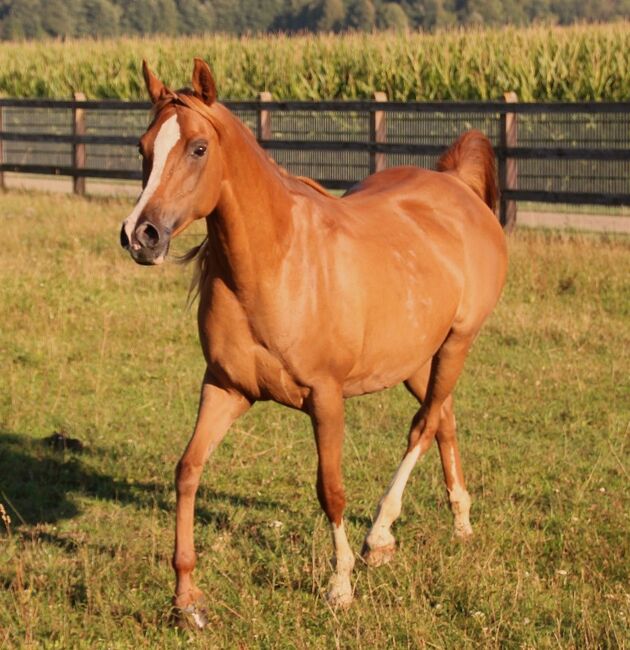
[{"left": 1, "top": 96, "right": 629, "bottom": 230}]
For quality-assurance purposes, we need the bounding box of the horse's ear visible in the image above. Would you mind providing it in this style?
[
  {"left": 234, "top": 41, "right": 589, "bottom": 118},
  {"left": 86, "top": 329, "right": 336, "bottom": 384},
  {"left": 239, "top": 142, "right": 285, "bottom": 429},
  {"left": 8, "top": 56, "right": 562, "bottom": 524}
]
[
  {"left": 191, "top": 58, "right": 217, "bottom": 106},
  {"left": 142, "top": 60, "right": 167, "bottom": 104}
]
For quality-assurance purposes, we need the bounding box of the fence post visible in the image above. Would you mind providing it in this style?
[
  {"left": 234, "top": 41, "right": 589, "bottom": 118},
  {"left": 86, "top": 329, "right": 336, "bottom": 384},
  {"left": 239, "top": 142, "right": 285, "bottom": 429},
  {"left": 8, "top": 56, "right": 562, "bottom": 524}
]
[
  {"left": 0, "top": 105, "right": 5, "bottom": 191},
  {"left": 257, "top": 91, "right": 272, "bottom": 141},
  {"left": 499, "top": 91, "right": 518, "bottom": 231},
  {"left": 73, "top": 92, "right": 86, "bottom": 196},
  {"left": 370, "top": 91, "right": 387, "bottom": 174}
]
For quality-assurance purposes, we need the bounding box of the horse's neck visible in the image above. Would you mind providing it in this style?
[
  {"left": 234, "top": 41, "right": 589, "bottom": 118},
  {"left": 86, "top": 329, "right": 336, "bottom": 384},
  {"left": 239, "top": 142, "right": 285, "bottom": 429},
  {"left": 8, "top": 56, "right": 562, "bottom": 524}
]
[{"left": 209, "top": 107, "right": 296, "bottom": 294}]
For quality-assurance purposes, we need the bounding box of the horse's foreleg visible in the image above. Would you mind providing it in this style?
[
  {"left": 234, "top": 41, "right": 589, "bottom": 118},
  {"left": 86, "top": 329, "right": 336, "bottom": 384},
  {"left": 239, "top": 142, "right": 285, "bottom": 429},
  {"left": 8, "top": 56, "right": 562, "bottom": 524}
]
[
  {"left": 362, "top": 332, "right": 474, "bottom": 566},
  {"left": 172, "top": 375, "right": 250, "bottom": 627},
  {"left": 310, "top": 383, "right": 355, "bottom": 608}
]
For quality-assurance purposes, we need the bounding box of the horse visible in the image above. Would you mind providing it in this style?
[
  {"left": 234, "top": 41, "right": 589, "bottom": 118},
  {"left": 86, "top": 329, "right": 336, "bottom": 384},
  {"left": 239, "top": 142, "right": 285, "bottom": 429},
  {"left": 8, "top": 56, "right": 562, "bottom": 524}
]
[{"left": 120, "top": 58, "right": 507, "bottom": 625}]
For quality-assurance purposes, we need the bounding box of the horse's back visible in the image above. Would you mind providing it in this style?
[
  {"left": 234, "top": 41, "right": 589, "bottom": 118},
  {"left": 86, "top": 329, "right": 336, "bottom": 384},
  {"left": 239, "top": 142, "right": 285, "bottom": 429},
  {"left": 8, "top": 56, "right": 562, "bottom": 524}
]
[{"left": 339, "top": 164, "right": 507, "bottom": 332}]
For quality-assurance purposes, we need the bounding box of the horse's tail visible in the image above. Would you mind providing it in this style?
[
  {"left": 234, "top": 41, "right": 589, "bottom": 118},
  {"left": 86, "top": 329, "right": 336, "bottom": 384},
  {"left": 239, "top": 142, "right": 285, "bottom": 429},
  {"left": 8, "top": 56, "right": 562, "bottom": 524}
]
[{"left": 436, "top": 130, "right": 498, "bottom": 212}]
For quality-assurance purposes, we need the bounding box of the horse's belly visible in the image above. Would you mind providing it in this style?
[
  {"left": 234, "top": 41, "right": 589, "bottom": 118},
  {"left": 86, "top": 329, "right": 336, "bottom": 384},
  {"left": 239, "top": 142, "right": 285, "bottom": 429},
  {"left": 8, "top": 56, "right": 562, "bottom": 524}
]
[
  {"left": 341, "top": 321, "right": 444, "bottom": 397},
  {"left": 342, "top": 359, "right": 422, "bottom": 397}
]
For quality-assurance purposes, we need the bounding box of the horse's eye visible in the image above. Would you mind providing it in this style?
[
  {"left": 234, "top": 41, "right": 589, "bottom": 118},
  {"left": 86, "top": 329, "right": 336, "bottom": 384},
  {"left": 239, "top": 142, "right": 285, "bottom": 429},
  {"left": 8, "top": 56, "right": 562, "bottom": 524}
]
[{"left": 193, "top": 144, "right": 207, "bottom": 157}]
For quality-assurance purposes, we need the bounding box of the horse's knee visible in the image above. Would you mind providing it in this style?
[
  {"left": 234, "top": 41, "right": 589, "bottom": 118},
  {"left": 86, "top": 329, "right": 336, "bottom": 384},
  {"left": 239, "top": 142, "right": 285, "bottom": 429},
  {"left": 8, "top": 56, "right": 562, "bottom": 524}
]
[
  {"left": 175, "top": 459, "right": 202, "bottom": 497},
  {"left": 316, "top": 476, "right": 346, "bottom": 524}
]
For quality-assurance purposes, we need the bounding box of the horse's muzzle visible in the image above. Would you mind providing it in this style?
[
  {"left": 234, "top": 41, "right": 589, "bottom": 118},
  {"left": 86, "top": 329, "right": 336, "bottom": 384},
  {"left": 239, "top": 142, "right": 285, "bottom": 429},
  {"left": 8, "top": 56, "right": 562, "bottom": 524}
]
[{"left": 120, "top": 220, "right": 170, "bottom": 265}]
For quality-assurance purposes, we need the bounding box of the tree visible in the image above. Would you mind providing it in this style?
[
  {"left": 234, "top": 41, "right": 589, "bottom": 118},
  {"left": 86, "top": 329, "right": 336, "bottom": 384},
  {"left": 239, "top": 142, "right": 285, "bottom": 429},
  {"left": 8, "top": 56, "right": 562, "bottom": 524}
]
[
  {"left": 41, "top": 0, "right": 76, "bottom": 37},
  {"left": 462, "top": 0, "right": 504, "bottom": 25},
  {"left": 156, "top": 0, "right": 179, "bottom": 34},
  {"left": 77, "top": 0, "right": 122, "bottom": 37},
  {"left": 345, "top": 0, "right": 376, "bottom": 31},
  {"left": 211, "top": 0, "right": 241, "bottom": 33},
  {"left": 425, "top": 0, "right": 458, "bottom": 29},
  {"left": 376, "top": 3, "right": 409, "bottom": 30},
  {"left": 1, "top": 0, "right": 44, "bottom": 38},
  {"left": 176, "top": 0, "right": 214, "bottom": 34},
  {"left": 0, "top": 0, "right": 626, "bottom": 39},
  {"left": 116, "top": 0, "right": 156, "bottom": 34},
  {"left": 401, "top": 0, "right": 457, "bottom": 30},
  {"left": 313, "top": 0, "right": 345, "bottom": 32}
]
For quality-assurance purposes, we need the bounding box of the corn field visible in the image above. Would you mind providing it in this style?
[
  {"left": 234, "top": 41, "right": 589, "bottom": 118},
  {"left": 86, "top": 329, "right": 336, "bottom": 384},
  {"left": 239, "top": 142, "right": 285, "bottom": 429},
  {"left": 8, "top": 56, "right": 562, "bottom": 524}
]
[{"left": 0, "top": 23, "right": 628, "bottom": 101}]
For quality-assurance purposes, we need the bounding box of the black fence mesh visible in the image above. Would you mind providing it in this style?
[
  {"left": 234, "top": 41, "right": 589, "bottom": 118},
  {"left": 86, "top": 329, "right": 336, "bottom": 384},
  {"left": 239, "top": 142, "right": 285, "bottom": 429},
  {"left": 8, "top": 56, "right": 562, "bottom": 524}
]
[
  {"left": 84, "top": 108, "right": 147, "bottom": 172},
  {"left": 1, "top": 101, "right": 628, "bottom": 203},
  {"left": 382, "top": 110, "right": 501, "bottom": 172},
  {"left": 3, "top": 106, "right": 73, "bottom": 167},
  {"left": 514, "top": 112, "right": 630, "bottom": 195}
]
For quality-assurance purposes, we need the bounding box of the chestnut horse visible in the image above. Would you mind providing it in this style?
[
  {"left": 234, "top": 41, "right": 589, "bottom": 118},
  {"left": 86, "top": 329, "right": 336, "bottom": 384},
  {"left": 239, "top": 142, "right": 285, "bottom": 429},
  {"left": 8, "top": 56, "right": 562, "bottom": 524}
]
[{"left": 120, "top": 59, "right": 507, "bottom": 624}]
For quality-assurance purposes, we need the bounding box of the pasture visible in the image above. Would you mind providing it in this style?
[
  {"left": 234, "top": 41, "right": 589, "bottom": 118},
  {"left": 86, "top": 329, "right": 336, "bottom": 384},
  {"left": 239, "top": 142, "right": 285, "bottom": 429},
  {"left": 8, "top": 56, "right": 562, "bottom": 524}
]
[{"left": 0, "top": 190, "right": 628, "bottom": 647}]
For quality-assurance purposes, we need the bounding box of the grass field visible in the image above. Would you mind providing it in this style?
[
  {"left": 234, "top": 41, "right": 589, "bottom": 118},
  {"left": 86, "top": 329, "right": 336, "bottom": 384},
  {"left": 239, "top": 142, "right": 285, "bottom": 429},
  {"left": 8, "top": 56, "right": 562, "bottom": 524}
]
[
  {"left": 0, "top": 23, "right": 628, "bottom": 100},
  {"left": 0, "top": 191, "right": 628, "bottom": 648}
]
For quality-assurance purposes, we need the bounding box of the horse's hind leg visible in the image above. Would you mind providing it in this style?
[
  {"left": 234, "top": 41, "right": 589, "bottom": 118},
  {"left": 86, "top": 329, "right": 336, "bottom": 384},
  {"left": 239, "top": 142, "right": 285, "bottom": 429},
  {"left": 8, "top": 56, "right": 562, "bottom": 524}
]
[
  {"left": 362, "top": 331, "right": 474, "bottom": 566},
  {"left": 406, "top": 374, "right": 473, "bottom": 539},
  {"left": 434, "top": 400, "right": 473, "bottom": 539},
  {"left": 360, "top": 419, "right": 425, "bottom": 567}
]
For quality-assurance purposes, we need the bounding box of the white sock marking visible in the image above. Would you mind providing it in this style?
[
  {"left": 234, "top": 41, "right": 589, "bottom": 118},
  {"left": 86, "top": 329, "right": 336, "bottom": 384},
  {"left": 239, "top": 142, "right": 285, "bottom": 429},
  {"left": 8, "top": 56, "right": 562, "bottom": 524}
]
[
  {"left": 332, "top": 521, "right": 354, "bottom": 574},
  {"left": 447, "top": 446, "right": 472, "bottom": 537},
  {"left": 122, "top": 114, "right": 181, "bottom": 246},
  {"left": 327, "top": 521, "right": 354, "bottom": 606},
  {"left": 366, "top": 445, "right": 422, "bottom": 549}
]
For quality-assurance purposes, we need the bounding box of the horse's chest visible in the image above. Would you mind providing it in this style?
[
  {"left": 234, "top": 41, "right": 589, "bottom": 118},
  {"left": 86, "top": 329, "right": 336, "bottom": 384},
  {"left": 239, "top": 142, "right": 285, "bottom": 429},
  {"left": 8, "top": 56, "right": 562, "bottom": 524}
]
[{"left": 198, "top": 284, "right": 307, "bottom": 408}]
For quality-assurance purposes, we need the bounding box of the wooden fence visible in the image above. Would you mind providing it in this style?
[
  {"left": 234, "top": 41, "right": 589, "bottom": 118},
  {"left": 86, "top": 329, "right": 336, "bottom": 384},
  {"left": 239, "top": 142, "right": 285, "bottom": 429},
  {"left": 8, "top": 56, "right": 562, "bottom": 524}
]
[{"left": 0, "top": 95, "right": 628, "bottom": 230}]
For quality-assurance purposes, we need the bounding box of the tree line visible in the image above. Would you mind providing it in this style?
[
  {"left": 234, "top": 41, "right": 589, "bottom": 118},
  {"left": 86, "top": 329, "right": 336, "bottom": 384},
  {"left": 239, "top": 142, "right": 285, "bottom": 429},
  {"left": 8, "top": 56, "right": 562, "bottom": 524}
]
[{"left": 0, "top": 0, "right": 628, "bottom": 39}]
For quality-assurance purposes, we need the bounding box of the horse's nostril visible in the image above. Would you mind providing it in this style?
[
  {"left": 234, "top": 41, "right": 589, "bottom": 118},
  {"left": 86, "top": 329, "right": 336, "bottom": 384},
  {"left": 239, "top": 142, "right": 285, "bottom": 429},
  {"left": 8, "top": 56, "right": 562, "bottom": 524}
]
[
  {"left": 136, "top": 222, "right": 161, "bottom": 249},
  {"left": 120, "top": 224, "right": 130, "bottom": 249}
]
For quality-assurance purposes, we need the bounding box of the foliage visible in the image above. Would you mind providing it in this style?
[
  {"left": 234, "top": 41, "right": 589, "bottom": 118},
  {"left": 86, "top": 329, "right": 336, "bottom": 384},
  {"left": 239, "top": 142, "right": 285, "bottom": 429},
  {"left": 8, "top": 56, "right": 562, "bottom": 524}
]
[
  {"left": 0, "top": 190, "right": 628, "bottom": 646},
  {"left": 377, "top": 2, "right": 410, "bottom": 30},
  {"left": 0, "top": 24, "right": 627, "bottom": 100},
  {"left": 0, "top": 0, "right": 628, "bottom": 37}
]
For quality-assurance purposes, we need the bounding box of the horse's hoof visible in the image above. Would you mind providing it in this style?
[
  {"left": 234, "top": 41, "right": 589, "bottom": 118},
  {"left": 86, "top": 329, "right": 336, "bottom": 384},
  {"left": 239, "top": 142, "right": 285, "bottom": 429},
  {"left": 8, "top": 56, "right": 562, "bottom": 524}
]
[
  {"left": 326, "top": 575, "right": 353, "bottom": 609},
  {"left": 171, "top": 599, "right": 209, "bottom": 630},
  {"left": 454, "top": 522, "right": 473, "bottom": 541},
  {"left": 361, "top": 541, "right": 396, "bottom": 567}
]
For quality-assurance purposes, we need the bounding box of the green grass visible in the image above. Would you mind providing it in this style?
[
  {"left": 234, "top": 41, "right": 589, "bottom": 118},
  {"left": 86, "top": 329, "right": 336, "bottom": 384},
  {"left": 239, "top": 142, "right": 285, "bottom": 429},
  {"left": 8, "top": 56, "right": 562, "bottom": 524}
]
[{"left": 0, "top": 191, "right": 628, "bottom": 648}]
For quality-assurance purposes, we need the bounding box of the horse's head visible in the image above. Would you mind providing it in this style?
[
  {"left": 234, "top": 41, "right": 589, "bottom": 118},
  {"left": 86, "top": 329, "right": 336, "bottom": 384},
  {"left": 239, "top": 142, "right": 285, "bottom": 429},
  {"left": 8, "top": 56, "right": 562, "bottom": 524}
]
[{"left": 120, "top": 59, "right": 222, "bottom": 265}]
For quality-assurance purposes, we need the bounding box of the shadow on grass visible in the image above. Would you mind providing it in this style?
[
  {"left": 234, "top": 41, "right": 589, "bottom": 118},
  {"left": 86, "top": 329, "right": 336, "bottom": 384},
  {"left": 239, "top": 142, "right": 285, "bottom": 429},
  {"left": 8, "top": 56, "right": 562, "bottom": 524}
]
[{"left": 0, "top": 430, "right": 285, "bottom": 530}]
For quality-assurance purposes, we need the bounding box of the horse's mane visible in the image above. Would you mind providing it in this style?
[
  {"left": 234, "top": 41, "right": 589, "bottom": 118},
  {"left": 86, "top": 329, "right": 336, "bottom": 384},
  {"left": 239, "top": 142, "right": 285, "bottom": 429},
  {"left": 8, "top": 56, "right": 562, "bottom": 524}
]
[
  {"left": 177, "top": 234, "right": 211, "bottom": 307},
  {"left": 294, "top": 175, "right": 332, "bottom": 196},
  {"left": 155, "top": 90, "right": 333, "bottom": 300}
]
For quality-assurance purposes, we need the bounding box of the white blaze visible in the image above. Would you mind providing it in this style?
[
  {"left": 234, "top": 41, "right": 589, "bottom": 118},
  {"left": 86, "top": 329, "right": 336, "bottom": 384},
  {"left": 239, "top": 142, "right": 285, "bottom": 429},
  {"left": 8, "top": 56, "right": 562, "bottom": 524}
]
[{"left": 122, "top": 113, "right": 181, "bottom": 247}]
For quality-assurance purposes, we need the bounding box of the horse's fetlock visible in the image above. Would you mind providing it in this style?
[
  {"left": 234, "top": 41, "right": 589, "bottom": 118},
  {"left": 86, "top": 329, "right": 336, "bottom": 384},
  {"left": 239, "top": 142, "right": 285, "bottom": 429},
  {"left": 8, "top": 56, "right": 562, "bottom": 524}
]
[{"left": 172, "top": 550, "right": 196, "bottom": 573}]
